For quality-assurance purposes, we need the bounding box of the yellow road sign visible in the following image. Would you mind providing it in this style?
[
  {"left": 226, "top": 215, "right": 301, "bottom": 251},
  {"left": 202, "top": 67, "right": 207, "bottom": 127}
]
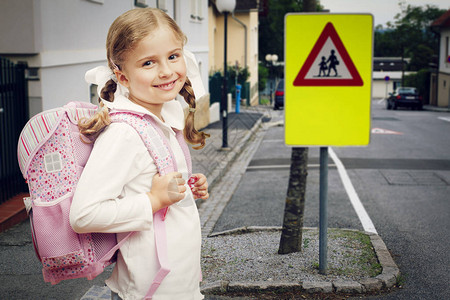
[{"left": 285, "top": 14, "right": 373, "bottom": 146}]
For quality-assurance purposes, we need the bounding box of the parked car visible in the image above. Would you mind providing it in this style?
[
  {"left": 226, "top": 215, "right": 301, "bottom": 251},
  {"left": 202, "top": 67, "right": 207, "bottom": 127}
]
[
  {"left": 273, "top": 79, "right": 284, "bottom": 110},
  {"left": 386, "top": 87, "right": 422, "bottom": 110}
]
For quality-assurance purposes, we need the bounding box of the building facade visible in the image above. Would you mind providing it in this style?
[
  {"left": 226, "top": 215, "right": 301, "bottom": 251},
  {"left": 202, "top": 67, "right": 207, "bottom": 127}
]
[
  {"left": 0, "top": 0, "right": 210, "bottom": 126},
  {"left": 372, "top": 57, "right": 412, "bottom": 99},
  {"left": 208, "top": 0, "right": 259, "bottom": 106},
  {"left": 431, "top": 10, "right": 450, "bottom": 108}
]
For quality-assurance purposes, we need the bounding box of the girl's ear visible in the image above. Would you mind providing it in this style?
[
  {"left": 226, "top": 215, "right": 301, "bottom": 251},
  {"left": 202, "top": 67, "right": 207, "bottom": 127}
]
[{"left": 114, "top": 70, "right": 130, "bottom": 88}]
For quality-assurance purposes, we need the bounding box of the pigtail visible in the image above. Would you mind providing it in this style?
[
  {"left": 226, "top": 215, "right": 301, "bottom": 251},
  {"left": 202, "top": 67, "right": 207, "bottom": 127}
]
[
  {"left": 78, "top": 101, "right": 111, "bottom": 139},
  {"left": 100, "top": 79, "right": 117, "bottom": 102},
  {"left": 78, "top": 79, "right": 117, "bottom": 138},
  {"left": 179, "top": 78, "right": 209, "bottom": 150}
]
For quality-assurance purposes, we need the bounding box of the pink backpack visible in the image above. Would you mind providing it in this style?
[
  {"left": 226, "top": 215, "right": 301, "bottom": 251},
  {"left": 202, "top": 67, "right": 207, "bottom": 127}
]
[{"left": 17, "top": 101, "right": 191, "bottom": 299}]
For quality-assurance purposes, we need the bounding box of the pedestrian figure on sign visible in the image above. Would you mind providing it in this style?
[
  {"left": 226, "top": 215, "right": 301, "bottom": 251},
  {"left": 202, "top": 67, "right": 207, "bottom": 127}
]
[
  {"left": 318, "top": 56, "right": 327, "bottom": 77},
  {"left": 326, "top": 49, "right": 339, "bottom": 77}
]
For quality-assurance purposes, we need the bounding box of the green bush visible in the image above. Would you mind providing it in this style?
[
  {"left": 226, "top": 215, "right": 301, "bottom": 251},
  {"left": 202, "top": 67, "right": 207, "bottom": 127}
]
[
  {"left": 208, "top": 65, "right": 250, "bottom": 103},
  {"left": 404, "top": 68, "right": 430, "bottom": 103}
]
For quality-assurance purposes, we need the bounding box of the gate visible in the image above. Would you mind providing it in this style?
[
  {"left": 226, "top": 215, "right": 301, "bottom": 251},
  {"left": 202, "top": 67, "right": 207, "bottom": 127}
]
[{"left": 0, "top": 57, "right": 29, "bottom": 205}]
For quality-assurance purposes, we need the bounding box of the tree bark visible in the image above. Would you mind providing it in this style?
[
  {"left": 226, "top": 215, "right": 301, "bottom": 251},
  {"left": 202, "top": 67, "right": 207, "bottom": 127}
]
[
  {"left": 278, "top": 147, "right": 308, "bottom": 254},
  {"left": 278, "top": 0, "right": 316, "bottom": 255}
]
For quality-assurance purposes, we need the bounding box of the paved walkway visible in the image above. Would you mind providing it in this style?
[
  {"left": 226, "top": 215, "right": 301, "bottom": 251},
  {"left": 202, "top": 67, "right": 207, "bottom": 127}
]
[{"left": 80, "top": 108, "right": 266, "bottom": 300}]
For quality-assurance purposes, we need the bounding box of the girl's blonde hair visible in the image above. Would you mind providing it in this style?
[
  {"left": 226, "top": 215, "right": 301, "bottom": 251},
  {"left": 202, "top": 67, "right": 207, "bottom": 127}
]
[{"left": 79, "top": 8, "right": 208, "bottom": 149}]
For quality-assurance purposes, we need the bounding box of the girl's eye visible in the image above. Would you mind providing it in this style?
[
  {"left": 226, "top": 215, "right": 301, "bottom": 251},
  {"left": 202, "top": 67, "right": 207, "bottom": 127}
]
[
  {"left": 169, "top": 54, "right": 179, "bottom": 60},
  {"left": 143, "top": 61, "right": 154, "bottom": 67}
]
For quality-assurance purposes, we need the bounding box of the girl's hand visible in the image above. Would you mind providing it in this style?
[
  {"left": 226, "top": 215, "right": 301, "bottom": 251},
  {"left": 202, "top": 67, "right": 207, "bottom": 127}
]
[
  {"left": 147, "top": 172, "right": 186, "bottom": 213},
  {"left": 190, "top": 173, "right": 209, "bottom": 200}
]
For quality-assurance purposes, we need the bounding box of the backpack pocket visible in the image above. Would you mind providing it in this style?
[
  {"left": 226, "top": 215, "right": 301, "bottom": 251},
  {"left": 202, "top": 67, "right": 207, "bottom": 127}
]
[{"left": 31, "top": 193, "right": 87, "bottom": 270}]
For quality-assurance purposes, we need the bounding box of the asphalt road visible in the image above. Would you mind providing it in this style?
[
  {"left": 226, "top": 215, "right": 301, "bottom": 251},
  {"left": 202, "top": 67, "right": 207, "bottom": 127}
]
[
  {"left": 1, "top": 102, "right": 448, "bottom": 299},
  {"left": 213, "top": 101, "right": 450, "bottom": 299}
]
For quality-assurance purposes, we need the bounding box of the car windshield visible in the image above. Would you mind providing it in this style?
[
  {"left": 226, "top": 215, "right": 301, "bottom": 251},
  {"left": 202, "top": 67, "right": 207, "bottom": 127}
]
[
  {"left": 276, "top": 80, "right": 284, "bottom": 91},
  {"left": 397, "top": 87, "right": 417, "bottom": 94}
]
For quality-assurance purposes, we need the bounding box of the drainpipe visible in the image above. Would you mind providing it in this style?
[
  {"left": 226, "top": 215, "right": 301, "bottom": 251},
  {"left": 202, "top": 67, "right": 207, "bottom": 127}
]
[
  {"left": 231, "top": 12, "right": 247, "bottom": 66},
  {"left": 436, "top": 30, "right": 440, "bottom": 108},
  {"left": 431, "top": 25, "right": 440, "bottom": 107},
  {"left": 173, "top": 0, "right": 176, "bottom": 21}
]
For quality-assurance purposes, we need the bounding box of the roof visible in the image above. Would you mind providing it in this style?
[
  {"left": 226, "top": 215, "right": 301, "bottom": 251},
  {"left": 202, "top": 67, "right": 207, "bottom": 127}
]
[
  {"left": 373, "top": 71, "right": 416, "bottom": 80},
  {"left": 431, "top": 9, "right": 450, "bottom": 28},
  {"left": 373, "top": 57, "right": 410, "bottom": 72}
]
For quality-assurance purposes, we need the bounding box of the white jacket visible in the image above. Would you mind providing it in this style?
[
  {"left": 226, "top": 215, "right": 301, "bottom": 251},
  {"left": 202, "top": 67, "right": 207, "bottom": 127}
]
[{"left": 70, "top": 96, "right": 203, "bottom": 300}]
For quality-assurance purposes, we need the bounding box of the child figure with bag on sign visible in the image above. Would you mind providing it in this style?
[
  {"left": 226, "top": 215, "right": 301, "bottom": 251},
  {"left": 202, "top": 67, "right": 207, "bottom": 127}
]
[{"left": 70, "top": 7, "right": 209, "bottom": 300}]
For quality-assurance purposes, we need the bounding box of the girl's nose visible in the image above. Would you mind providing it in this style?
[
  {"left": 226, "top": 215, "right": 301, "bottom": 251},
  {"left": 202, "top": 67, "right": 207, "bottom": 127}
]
[{"left": 159, "top": 61, "right": 173, "bottom": 78}]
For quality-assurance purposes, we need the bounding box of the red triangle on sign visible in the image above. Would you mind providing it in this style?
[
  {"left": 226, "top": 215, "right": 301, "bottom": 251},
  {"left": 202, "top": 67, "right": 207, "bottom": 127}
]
[{"left": 293, "top": 22, "right": 363, "bottom": 86}]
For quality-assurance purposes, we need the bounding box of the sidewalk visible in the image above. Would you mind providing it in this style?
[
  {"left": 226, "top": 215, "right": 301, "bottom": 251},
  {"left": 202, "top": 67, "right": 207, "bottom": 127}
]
[
  {"left": 0, "top": 106, "right": 399, "bottom": 299},
  {"left": 80, "top": 106, "right": 399, "bottom": 299},
  {"left": 0, "top": 111, "right": 264, "bottom": 234},
  {"left": 197, "top": 114, "right": 399, "bottom": 299},
  {"left": 423, "top": 104, "right": 450, "bottom": 113},
  {"left": 78, "top": 108, "right": 266, "bottom": 300}
]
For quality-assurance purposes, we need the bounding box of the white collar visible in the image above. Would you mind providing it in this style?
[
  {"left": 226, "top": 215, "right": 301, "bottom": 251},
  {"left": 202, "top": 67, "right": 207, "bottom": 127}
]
[{"left": 102, "top": 95, "right": 185, "bottom": 131}]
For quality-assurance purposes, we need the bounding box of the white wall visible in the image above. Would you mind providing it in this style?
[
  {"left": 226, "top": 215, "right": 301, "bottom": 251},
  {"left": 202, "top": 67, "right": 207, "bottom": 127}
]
[
  {"left": 176, "top": 0, "right": 209, "bottom": 95},
  {"left": 0, "top": 0, "right": 209, "bottom": 115},
  {"left": 438, "top": 27, "right": 450, "bottom": 74},
  {"left": 0, "top": 0, "right": 41, "bottom": 53},
  {"left": 36, "top": 0, "right": 134, "bottom": 111}
]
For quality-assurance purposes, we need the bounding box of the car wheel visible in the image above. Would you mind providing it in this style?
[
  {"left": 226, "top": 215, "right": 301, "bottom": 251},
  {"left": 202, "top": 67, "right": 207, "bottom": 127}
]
[
  {"left": 392, "top": 102, "right": 397, "bottom": 110},
  {"left": 386, "top": 101, "right": 391, "bottom": 110}
]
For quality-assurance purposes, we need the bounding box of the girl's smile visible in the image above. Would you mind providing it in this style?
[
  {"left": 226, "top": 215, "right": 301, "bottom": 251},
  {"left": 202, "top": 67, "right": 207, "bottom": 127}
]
[
  {"left": 114, "top": 27, "right": 187, "bottom": 118},
  {"left": 154, "top": 79, "right": 177, "bottom": 90}
]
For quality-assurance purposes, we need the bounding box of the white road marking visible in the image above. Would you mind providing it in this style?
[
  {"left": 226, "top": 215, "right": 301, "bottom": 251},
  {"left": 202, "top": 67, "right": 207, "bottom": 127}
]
[
  {"left": 438, "top": 117, "right": 450, "bottom": 122},
  {"left": 371, "top": 127, "right": 403, "bottom": 135},
  {"left": 329, "top": 148, "right": 378, "bottom": 234},
  {"left": 246, "top": 163, "right": 336, "bottom": 170}
]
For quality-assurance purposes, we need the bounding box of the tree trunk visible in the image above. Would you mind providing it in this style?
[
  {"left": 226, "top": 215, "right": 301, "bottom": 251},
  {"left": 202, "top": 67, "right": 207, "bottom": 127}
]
[
  {"left": 278, "top": 0, "right": 316, "bottom": 255},
  {"left": 278, "top": 147, "right": 308, "bottom": 254}
]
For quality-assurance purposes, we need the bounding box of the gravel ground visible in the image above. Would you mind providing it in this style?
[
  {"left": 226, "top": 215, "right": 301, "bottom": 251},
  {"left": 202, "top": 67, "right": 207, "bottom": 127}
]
[{"left": 201, "top": 227, "right": 381, "bottom": 285}]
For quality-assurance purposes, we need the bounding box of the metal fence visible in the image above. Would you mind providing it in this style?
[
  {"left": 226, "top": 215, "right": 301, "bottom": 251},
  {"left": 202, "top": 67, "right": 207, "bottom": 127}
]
[{"left": 0, "top": 57, "right": 29, "bottom": 205}]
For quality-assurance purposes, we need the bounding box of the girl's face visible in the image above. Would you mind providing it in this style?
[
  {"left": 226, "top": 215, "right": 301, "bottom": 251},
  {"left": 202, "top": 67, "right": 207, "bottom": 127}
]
[{"left": 115, "top": 27, "right": 186, "bottom": 116}]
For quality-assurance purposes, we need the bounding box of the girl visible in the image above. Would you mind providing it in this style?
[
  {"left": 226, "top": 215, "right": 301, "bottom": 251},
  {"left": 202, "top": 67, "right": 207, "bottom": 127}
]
[{"left": 70, "top": 7, "right": 209, "bottom": 300}]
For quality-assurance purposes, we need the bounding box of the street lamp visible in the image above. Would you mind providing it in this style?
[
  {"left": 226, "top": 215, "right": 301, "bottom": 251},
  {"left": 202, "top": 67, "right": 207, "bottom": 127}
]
[
  {"left": 217, "top": 0, "right": 236, "bottom": 150},
  {"left": 265, "top": 54, "right": 278, "bottom": 104}
]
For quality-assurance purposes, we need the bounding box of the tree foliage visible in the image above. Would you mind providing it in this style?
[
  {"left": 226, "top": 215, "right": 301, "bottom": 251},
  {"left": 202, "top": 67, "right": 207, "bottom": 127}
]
[
  {"left": 375, "top": 4, "right": 446, "bottom": 71},
  {"left": 258, "top": 0, "right": 304, "bottom": 62}
]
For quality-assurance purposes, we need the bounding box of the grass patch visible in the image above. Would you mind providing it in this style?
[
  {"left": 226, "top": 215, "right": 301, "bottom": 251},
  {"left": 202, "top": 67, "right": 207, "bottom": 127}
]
[{"left": 329, "top": 229, "right": 382, "bottom": 277}]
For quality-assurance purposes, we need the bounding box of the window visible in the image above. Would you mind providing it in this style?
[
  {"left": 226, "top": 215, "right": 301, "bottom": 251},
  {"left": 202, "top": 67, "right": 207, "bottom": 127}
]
[
  {"left": 44, "top": 153, "right": 63, "bottom": 173},
  {"left": 90, "top": 84, "right": 99, "bottom": 105},
  {"left": 157, "top": 0, "right": 166, "bottom": 11},
  {"left": 190, "top": 0, "right": 203, "bottom": 21},
  {"left": 135, "top": 0, "right": 147, "bottom": 8},
  {"left": 446, "top": 36, "right": 449, "bottom": 63},
  {"left": 86, "top": 0, "right": 104, "bottom": 4}
]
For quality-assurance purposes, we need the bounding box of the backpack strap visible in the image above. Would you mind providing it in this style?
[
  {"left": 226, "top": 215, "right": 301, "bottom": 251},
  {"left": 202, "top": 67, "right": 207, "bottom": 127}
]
[
  {"left": 109, "top": 111, "right": 192, "bottom": 299},
  {"left": 144, "top": 209, "right": 170, "bottom": 299}
]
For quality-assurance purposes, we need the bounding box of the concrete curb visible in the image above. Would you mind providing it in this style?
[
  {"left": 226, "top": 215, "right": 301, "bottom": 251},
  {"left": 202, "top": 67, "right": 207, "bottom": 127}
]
[
  {"left": 200, "top": 226, "right": 400, "bottom": 297},
  {"left": 200, "top": 116, "right": 264, "bottom": 193},
  {"left": 423, "top": 105, "right": 450, "bottom": 113},
  {"left": 198, "top": 116, "right": 267, "bottom": 237}
]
